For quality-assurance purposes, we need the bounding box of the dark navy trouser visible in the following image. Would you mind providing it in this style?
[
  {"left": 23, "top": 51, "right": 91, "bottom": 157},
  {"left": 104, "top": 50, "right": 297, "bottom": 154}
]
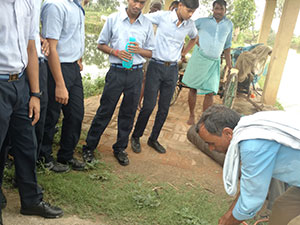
[
  {"left": 35, "top": 59, "right": 48, "bottom": 158},
  {"left": 0, "top": 74, "right": 42, "bottom": 207},
  {"left": 132, "top": 60, "right": 178, "bottom": 141},
  {"left": 2, "top": 59, "right": 48, "bottom": 159},
  {"left": 86, "top": 66, "right": 143, "bottom": 153},
  {"left": 40, "top": 62, "right": 84, "bottom": 163}
]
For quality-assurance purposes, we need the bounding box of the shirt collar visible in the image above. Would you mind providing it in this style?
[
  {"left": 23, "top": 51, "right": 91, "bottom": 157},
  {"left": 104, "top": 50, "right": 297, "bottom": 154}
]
[
  {"left": 209, "top": 15, "right": 227, "bottom": 23},
  {"left": 171, "top": 9, "right": 187, "bottom": 26},
  {"left": 121, "top": 8, "right": 144, "bottom": 25}
]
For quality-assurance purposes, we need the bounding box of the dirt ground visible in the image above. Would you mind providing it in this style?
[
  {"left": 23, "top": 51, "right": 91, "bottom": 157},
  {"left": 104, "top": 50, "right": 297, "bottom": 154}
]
[{"left": 2, "top": 89, "right": 269, "bottom": 225}]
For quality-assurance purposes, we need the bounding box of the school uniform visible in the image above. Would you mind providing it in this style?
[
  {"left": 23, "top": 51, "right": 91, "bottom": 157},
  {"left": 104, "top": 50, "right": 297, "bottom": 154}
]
[
  {"left": 0, "top": 0, "right": 43, "bottom": 207},
  {"left": 85, "top": 9, "right": 155, "bottom": 155},
  {"left": 40, "top": 0, "right": 85, "bottom": 163},
  {"left": 132, "top": 10, "right": 197, "bottom": 141}
]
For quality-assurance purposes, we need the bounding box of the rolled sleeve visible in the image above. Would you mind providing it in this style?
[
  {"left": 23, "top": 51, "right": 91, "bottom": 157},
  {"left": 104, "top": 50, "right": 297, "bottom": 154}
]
[
  {"left": 97, "top": 16, "right": 112, "bottom": 45},
  {"left": 144, "top": 11, "right": 163, "bottom": 25},
  {"left": 224, "top": 22, "right": 233, "bottom": 50},
  {"left": 143, "top": 24, "right": 155, "bottom": 51},
  {"left": 29, "top": 4, "right": 37, "bottom": 40},
  {"left": 188, "top": 22, "right": 198, "bottom": 39},
  {"left": 232, "top": 140, "right": 280, "bottom": 221},
  {"left": 41, "top": 3, "right": 64, "bottom": 40}
]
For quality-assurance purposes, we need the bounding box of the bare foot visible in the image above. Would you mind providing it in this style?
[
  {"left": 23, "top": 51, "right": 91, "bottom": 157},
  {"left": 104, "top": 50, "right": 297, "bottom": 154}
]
[{"left": 187, "top": 116, "right": 195, "bottom": 125}]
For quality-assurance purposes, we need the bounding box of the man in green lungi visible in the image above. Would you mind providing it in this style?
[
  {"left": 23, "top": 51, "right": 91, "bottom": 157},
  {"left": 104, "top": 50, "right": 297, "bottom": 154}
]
[{"left": 182, "top": 0, "right": 233, "bottom": 125}]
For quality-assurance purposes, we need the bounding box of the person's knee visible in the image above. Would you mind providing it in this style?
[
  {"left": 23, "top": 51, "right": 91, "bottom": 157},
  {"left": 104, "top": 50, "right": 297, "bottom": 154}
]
[
  {"left": 189, "top": 88, "right": 197, "bottom": 94},
  {"left": 205, "top": 93, "right": 214, "bottom": 97}
]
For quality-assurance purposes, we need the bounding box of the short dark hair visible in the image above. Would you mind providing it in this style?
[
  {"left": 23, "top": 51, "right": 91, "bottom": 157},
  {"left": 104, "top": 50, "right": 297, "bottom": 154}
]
[
  {"left": 195, "top": 105, "right": 241, "bottom": 136},
  {"left": 180, "top": 0, "right": 199, "bottom": 9},
  {"left": 213, "top": 0, "right": 227, "bottom": 8},
  {"left": 169, "top": 1, "right": 179, "bottom": 10}
]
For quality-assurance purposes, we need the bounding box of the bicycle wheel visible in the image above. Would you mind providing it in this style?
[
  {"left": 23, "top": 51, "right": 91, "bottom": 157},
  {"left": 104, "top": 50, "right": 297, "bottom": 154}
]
[
  {"left": 170, "top": 86, "right": 181, "bottom": 106},
  {"left": 223, "top": 71, "right": 238, "bottom": 109}
]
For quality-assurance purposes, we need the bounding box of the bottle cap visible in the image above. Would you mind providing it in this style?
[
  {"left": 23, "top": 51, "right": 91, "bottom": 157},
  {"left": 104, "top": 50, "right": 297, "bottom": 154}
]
[{"left": 129, "top": 37, "right": 136, "bottom": 42}]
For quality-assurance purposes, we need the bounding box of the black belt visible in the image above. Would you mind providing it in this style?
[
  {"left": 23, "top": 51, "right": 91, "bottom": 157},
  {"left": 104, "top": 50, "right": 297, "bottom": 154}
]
[
  {"left": 111, "top": 63, "right": 143, "bottom": 70},
  {"left": 0, "top": 71, "right": 24, "bottom": 82},
  {"left": 39, "top": 57, "right": 45, "bottom": 63},
  {"left": 151, "top": 58, "right": 177, "bottom": 66}
]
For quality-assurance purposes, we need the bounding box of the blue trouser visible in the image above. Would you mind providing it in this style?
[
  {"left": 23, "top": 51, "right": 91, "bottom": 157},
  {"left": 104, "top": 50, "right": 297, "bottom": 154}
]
[
  {"left": 86, "top": 66, "right": 143, "bottom": 153},
  {"left": 132, "top": 60, "right": 178, "bottom": 140},
  {"left": 40, "top": 62, "right": 84, "bottom": 163},
  {"left": 0, "top": 74, "right": 42, "bottom": 207}
]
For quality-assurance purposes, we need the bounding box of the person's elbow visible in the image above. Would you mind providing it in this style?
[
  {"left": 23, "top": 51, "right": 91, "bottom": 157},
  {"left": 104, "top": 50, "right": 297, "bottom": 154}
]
[{"left": 97, "top": 44, "right": 104, "bottom": 51}]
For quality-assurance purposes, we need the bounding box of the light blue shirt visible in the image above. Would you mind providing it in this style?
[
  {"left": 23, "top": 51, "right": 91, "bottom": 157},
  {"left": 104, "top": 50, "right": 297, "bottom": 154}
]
[
  {"left": 196, "top": 16, "right": 233, "bottom": 59},
  {"left": 146, "top": 10, "right": 197, "bottom": 62},
  {"left": 98, "top": 9, "right": 155, "bottom": 65},
  {"left": 41, "top": 0, "right": 85, "bottom": 63},
  {"left": 0, "top": 0, "right": 36, "bottom": 74},
  {"left": 233, "top": 139, "right": 300, "bottom": 221}
]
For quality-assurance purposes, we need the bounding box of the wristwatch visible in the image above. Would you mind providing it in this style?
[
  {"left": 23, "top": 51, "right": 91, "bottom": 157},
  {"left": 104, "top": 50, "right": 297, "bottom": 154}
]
[{"left": 30, "top": 91, "right": 43, "bottom": 99}]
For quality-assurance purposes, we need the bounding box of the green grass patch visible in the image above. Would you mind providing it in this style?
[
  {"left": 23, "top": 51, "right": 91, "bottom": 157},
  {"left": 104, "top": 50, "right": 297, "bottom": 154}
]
[
  {"left": 36, "top": 164, "right": 230, "bottom": 225},
  {"left": 84, "top": 10, "right": 105, "bottom": 35},
  {"left": 82, "top": 73, "right": 105, "bottom": 98}
]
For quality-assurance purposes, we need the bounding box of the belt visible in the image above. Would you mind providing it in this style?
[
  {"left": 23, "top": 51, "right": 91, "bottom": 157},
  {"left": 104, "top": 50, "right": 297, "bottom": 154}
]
[
  {"left": 151, "top": 58, "right": 177, "bottom": 66},
  {"left": 111, "top": 63, "right": 143, "bottom": 70},
  {"left": 0, "top": 71, "right": 24, "bottom": 82},
  {"left": 39, "top": 57, "right": 45, "bottom": 63}
]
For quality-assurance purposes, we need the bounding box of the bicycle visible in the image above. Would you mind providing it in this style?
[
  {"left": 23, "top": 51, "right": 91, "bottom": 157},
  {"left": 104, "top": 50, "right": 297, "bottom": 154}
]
[
  {"left": 169, "top": 61, "right": 189, "bottom": 106},
  {"left": 170, "top": 44, "right": 272, "bottom": 110}
]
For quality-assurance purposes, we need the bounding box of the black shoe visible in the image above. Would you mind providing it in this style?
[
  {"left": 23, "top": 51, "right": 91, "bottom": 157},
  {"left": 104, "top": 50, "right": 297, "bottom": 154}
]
[
  {"left": 114, "top": 151, "right": 129, "bottom": 166},
  {"left": 82, "top": 145, "right": 95, "bottom": 163},
  {"left": 147, "top": 139, "right": 166, "bottom": 154},
  {"left": 0, "top": 189, "right": 6, "bottom": 209},
  {"left": 59, "top": 158, "right": 86, "bottom": 171},
  {"left": 20, "top": 201, "right": 63, "bottom": 218},
  {"left": 131, "top": 137, "right": 141, "bottom": 153},
  {"left": 44, "top": 161, "right": 70, "bottom": 173}
]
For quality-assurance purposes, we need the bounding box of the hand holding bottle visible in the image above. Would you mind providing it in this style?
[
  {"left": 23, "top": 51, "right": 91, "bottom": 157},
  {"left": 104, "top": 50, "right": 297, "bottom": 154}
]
[{"left": 122, "top": 37, "right": 136, "bottom": 68}]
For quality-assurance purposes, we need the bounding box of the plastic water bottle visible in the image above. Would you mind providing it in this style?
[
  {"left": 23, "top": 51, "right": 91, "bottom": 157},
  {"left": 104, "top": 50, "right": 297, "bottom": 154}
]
[{"left": 122, "top": 37, "right": 136, "bottom": 69}]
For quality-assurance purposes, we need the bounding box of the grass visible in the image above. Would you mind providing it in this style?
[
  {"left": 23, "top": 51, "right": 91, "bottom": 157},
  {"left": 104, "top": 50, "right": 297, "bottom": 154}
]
[
  {"left": 36, "top": 166, "right": 230, "bottom": 225},
  {"left": 82, "top": 73, "right": 105, "bottom": 98},
  {"left": 85, "top": 10, "right": 104, "bottom": 35},
  {"left": 2, "top": 122, "right": 232, "bottom": 225}
]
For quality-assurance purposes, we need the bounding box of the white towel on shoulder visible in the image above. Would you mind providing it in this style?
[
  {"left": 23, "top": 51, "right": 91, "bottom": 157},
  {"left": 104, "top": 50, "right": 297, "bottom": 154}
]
[{"left": 223, "top": 110, "right": 300, "bottom": 196}]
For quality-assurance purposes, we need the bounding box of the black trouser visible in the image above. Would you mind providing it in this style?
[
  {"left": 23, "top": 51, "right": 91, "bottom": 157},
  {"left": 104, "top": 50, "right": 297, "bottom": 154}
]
[
  {"left": 40, "top": 62, "right": 84, "bottom": 163},
  {"left": 0, "top": 74, "right": 42, "bottom": 207},
  {"left": 132, "top": 60, "right": 178, "bottom": 141},
  {"left": 86, "top": 66, "right": 143, "bottom": 153},
  {"left": 35, "top": 59, "right": 48, "bottom": 158},
  {"left": 1, "top": 59, "right": 48, "bottom": 160}
]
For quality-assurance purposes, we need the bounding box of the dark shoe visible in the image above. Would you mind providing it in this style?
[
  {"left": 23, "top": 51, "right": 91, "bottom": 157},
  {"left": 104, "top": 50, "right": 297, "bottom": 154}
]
[
  {"left": 114, "top": 151, "right": 129, "bottom": 166},
  {"left": 147, "top": 139, "right": 166, "bottom": 154},
  {"left": 0, "top": 189, "right": 6, "bottom": 209},
  {"left": 44, "top": 161, "right": 70, "bottom": 173},
  {"left": 131, "top": 137, "right": 141, "bottom": 153},
  {"left": 20, "top": 201, "right": 63, "bottom": 218},
  {"left": 82, "top": 145, "right": 95, "bottom": 163},
  {"left": 59, "top": 158, "right": 86, "bottom": 171}
]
